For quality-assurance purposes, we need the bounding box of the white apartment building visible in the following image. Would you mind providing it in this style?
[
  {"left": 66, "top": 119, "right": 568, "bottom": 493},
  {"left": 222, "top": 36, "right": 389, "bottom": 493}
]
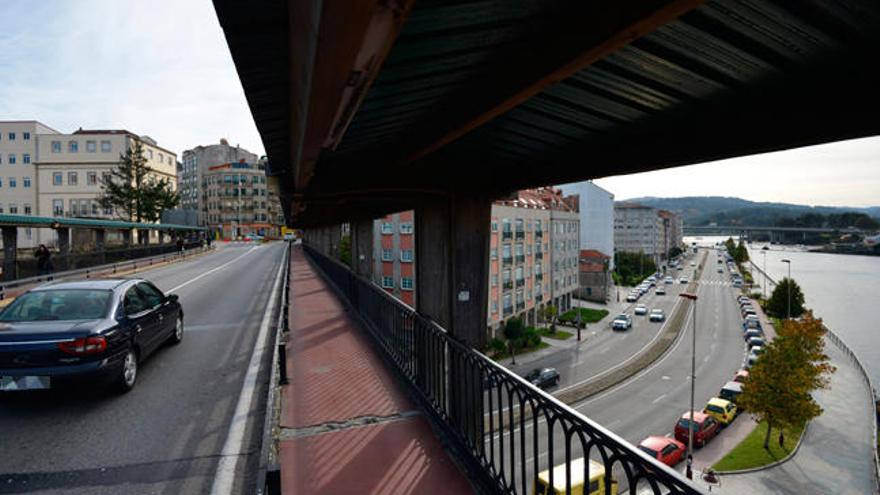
[
  {"left": 0, "top": 121, "right": 60, "bottom": 247},
  {"left": 614, "top": 203, "right": 662, "bottom": 263},
  {"left": 180, "top": 139, "right": 258, "bottom": 225},
  {"left": 560, "top": 180, "right": 615, "bottom": 269}
]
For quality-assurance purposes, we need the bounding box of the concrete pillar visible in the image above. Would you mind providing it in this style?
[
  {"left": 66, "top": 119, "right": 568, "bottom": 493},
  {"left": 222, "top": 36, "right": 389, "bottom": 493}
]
[
  {"left": 2, "top": 227, "right": 17, "bottom": 281},
  {"left": 95, "top": 229, "right": 106, "bottom": 265},
  {"left": 328, "top": 224, "right": 342, "bottom": 260},
  {"left": 56, "top": 227, "right": 70, "bottom": 272},
  {"left": 351, "top": 219, "right": 374, "bottom": 279},
  {"left": 415, "top": 194, "right": 491, "bottom": 349},
  {"left": 122, "top": 229, "right": 132, "bottom": 247}
]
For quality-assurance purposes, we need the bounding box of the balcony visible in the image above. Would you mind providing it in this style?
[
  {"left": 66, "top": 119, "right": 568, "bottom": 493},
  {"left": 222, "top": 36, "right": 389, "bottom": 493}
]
[
  {"left": 515, "top": 278, "right": 525, "bottom": 288},
  {"left": 503, "top": 280, "right": 513, "bottom": 290},
  {"left": 535, "top": 251, "right": 543, "bottom": 260},
  {"left": 515, "top": 254, "right": 525, "bottom": 263},
  {"left": 535, "top": 230, "right": 543, "bottom": 239},
  {"left": 502, "top": 255, "right": 513, "bottom": 266},
  {"left": 301, "top": 245, "right": 704, "bottom": 495},
  {"left": 535, "top": 273, "right": 543, "bottom": 281},
  {"left": 502, "top": 231, "right": 512, "bottom": 241},
  {"left": 515, "top": 230, "right": 525, "bottom": 240},
  {"left": 536, "top": 293, "right": 543, "bottom": 302}
]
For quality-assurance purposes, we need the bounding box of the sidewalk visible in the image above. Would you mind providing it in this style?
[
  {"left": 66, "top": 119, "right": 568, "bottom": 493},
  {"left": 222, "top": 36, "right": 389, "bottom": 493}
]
[{"left": 278, "top": 246, "right": 472, "bottom": 494}]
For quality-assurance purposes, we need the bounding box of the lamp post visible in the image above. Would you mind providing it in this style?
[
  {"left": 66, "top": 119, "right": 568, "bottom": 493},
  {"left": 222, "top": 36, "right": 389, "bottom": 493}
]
[
  {"left": 679, "top": 291, "right": 698, "bottom": 479},
  {"left": 761, "top": 250, "right": 767, "bottom": 299},
  {"left": 781, "top": 259, "right": 791, "bottom": 319}
]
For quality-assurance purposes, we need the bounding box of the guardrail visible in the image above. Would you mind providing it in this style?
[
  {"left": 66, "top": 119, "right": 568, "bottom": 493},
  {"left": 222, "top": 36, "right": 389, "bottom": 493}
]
[
  {"left": 303, "top": 244, "right": 705, "bottom": 495},
  {"left": 0, "top": 244, "right": 212, "bottom": 301}
]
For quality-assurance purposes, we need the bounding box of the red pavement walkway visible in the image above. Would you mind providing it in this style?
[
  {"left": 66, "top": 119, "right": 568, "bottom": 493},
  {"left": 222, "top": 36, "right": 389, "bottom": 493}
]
[{"left": 279, "top": 246, "right": 473, "bottom": 494}]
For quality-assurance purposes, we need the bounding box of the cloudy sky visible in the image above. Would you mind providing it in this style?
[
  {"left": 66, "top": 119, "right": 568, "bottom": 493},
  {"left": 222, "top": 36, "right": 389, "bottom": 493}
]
[{"left": 2, "top": 0, "right": 878, "bottom": 208}]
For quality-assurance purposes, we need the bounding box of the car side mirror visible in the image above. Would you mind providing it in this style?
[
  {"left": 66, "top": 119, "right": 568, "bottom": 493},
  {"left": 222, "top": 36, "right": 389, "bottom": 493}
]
[{"left": 166, "top": 294, "right": 179, "bottom": 303}]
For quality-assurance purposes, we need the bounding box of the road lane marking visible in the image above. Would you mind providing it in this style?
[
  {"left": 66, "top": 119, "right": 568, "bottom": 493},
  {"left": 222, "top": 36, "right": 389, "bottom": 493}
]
[
  {"left": 651, "top": 393, "right": 667, "bottom": 404},
  {"left": 210, "top": 246, "right": 284, "bottom": 495},
  {"left": 168, "top": 246, "right": 260, "bottom": 294}
]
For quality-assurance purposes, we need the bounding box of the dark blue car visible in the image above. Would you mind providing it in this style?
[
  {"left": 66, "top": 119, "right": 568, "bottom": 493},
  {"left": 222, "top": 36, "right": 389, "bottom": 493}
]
[{"left": 0, "top": 279, "right": 183, "bottom": 393}]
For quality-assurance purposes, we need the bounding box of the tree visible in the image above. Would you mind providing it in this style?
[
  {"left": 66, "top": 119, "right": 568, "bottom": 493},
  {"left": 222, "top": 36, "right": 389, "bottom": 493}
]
[
  {"left": 543, "top": 305, "right": 558, "bottom": 326},
  {"left": 734, "top": 240, "right": 749, "bottom": 263},
  {"left": 737, "top": 312, "right": 835, "bottom": 449},
  {"left": 613, "top": 251, "right": 657, "bottom": 286},
  {"left": 764, "top": 277, "right": 805, "bottom": 319},
  {"left": 98, "top": 142, "right": 179, "bottom": 223},
  {"left": 503, "top": 317, "right": 525, "bottom": 364},
  {"left": 339, "top": 234, "right": 352, "bottom": 266},
  {"left": 668, "top": 246, "right": 683, "bottom": 259}
]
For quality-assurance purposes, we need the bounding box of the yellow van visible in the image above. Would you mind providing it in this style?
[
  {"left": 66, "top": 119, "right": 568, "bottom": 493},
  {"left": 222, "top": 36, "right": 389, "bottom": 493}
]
[
  {"left": 703, "top": 397, "right": 737, "bottom": 425},
  {"left": 534, "top": 457, "right": 618, "bottom": 495}
]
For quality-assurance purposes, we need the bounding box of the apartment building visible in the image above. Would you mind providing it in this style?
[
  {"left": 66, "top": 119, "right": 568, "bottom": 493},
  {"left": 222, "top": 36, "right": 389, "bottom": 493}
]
[
  {"left": 201, "top": 160, "right": 280, "bottom": 239},
  {"left": 0, "top": 121, "right": 60, "bottom": 247},
  {"left": 180, "top": 139, "right": 258, "bottom": 225},
  {"left": 370, "top": 188, "right": 580, "bottom": 340},
  {"left": 614, "top": 203, "right": 684, "bottom": 264},
  {"left": 559, "top": 180, "right": 615, "bottom": 269},
  {"left": 657, "top": 209, "right": 684, "bottom": 258}
]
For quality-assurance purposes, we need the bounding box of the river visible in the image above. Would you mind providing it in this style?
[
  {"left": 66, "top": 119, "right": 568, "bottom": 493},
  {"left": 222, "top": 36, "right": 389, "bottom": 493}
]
[{"left": 685, "top": 235, "right": 880, "bottom": 386}]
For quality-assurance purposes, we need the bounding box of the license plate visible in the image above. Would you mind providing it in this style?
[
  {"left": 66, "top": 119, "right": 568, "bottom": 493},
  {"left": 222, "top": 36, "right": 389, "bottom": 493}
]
[{"left": 0, "top": 375, "right": 51, "bottom": 391}]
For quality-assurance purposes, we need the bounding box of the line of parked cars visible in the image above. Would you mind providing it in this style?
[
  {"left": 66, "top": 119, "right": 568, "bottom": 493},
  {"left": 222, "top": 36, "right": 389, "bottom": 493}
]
[{"left": 738, "top": 295, "right": 765, "bottom": 368}]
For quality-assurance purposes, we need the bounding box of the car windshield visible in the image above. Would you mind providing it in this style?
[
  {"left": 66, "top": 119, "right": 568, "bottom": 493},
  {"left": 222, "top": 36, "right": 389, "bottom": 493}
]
[
  {"left": 0, "top": 289, "right": 112, "bottom": 322},
  {"left": 677, "top": 419, "right": 693, "bottom": 429},
  {"left": 706, "top": 404, "right": 724, "bottom": 414},
  {"left": 525, "top": 370, "right": 541, "bottom": 380},
  {"left": 638, "top": 446, "right": 658, "bottom": 458}
]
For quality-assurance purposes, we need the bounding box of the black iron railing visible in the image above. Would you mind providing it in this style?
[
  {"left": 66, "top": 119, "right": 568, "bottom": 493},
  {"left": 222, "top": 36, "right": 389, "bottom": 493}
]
[
  {"left": 502, "top": 231, "right": 512, "bottom": 241},
  {"left": 535, "top": 252, "right": 544, "bottom": 260},
  {"left": 503, "top": 280, "right": 513, "bottom": 291},
  {"left": 303, "top": 244, "right": 705, "bottom": 495},
  {"left": 535, "top": 231, "right": 543, "bottom": 239},
  {"left": 515, "top": 255, "right": 525, "bottom": 263},
  {"left": 502, "top": 256, "right": 513, "bottom": 266},
  {"left": 515, "top": 278, "right": 525, "bottom": 288},
  {"left": 515, "top": 231, "right": 524, "bottom": 240}
]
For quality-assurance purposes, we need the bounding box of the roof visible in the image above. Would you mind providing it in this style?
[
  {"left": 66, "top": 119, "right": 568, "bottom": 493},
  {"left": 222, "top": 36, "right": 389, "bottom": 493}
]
[
  {"left": 681, "top": 411, "right": 710, "bottom": 422},
  {"left": 640, "top": 435, "right": 682, "bottom": 450},
  {"left": 215, "top": 0, "right": 880, "bottom": 227},
  {"left": 0, "top": 214, "right": 205, "bottom": 231},
  {"left": 580, "top": 249, "right": 610, "bottom": 260},
  {"left": 33, "top": 279, "right": 133, "bottom": 291}
]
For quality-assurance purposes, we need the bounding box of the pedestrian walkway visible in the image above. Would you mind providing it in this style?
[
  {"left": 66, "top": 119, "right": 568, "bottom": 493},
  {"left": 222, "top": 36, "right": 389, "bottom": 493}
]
[
  {"left": 278, "top": 246, "right": 472, "bottom": 494},
  {"left": 714, "top": 337, "right": 877, "bottom": 494}
]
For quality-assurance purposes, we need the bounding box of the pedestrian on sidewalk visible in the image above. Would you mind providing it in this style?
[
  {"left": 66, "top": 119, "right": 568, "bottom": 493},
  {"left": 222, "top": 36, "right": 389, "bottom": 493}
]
[{"left": 35, "top": 244, "right": 53, "bottom": 276}]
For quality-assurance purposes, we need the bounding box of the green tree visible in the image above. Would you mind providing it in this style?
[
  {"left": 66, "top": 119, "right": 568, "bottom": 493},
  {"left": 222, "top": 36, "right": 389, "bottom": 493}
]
[
  {"left": 738, "top": 313, "right": 835, "bottom": 448},
  {"left": 613, "top": 251, "right": 657, "bottom": 286},
  {"left": 764, "top": 277, "right": 805, "bottom": 319},
  {"left": 668, "top": 246, "right": 683, "bottom": 259},
  {"left": 543, "top": 305, "right": 558, "bottom": 326},
  {"left": 734, "top": 240, "right": 750, "bottom": 263},
  {"left": 339, "top": 234, "right": 351, "bottom": 266},
  {"left": 98, "top": 142, "right": 179, "bottom": 223},
  {"left": 503, "top": 317, "right": 525, "bottom": 364}
]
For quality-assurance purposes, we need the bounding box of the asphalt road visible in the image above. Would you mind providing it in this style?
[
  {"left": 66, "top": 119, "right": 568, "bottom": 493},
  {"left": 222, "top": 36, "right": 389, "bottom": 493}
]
[
  {"left": 486, "top": 249, "right": 749, "bottom": 492},
  {"left": 0, "top": 242, "right": 287, "bottom": 495}
]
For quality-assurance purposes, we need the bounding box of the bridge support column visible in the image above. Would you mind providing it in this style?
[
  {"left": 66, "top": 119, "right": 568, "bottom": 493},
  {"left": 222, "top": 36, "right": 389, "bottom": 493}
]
[
  {"left": 2, "top": 227, "right": 17, "bottom": 281},
  {"left": 415, "top": 194, "right": 490, "bottom": 349},
  {"left": 95, "top": 229, "right": 106, "bottom": 265},
  {"left": 351, "top": 219, "right": 374, "bottom": 279},
  {"left": 328, "top": 224, "right": 342, "bottom": 260},
  {"left": 122, "top": 229, "right": 132, "bottom": 248},
  {"left": 56, "top": 227, "right": 70, "bottom": 271}
]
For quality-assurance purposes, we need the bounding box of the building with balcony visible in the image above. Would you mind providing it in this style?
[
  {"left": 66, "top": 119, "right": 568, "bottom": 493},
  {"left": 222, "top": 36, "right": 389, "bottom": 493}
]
[
  {"left": 560, "top": 180, "right": 615, "bottom": 270},
  {"left": 180, "top": 139, "right": 259, "bottom": 225},
  {"left": 614, "top": 202, "right": 663, "bottom": 264},
  {"left": 372, "top": 210, "right": 415, "bottom": 306},
  {"left": 658, "top": 209, "right": 684, "bottom": 258},
  {"left": 201, "top": 161, "right": 281, "bottom": 239}
]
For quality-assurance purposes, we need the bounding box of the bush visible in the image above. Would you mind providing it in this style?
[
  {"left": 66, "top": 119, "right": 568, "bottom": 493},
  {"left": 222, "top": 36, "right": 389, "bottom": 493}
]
[
  {"left": 489, "top": 338, "right": 506, "bottom": 355},
  {"left": 559, "top": 307, "right": 609, "bottom": 324},
  {"left": 522, "top": 327, "right": 541, "bottom": 348}
]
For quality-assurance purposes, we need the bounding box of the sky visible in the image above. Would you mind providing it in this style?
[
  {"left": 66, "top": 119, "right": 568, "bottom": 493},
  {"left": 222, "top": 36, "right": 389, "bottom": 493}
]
[{"left": 1, "top": 0, "right": 878, "bottom": 208}]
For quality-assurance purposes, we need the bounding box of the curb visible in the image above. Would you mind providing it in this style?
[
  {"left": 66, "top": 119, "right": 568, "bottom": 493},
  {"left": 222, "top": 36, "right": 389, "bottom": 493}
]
[{"left": 715, "top": 421, "right": 810, "bottom": 475}]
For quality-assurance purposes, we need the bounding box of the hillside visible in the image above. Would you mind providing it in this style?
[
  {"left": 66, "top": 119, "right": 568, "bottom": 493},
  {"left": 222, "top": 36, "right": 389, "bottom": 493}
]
[{"left": 624, "top": 196, "right": 880, "bottom": 226}]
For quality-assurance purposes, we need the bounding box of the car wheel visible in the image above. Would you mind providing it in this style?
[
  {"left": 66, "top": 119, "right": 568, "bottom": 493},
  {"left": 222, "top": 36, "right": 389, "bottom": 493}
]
[
  {"left": 555, "top": 376, "right": 560, "bottom": 386},
  {"left": 114, "top": 348, "right": 139, "bottom": 393},
  {"left": 169, "top": 315, "right": 184, "bottom": 345}
]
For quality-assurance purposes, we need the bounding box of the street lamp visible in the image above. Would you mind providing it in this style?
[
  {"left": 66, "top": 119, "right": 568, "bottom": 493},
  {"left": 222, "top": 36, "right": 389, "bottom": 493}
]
[
  {"left": 781, "top": 259, "right": 791, "bottom": 319},
  {"left": 679, "top": 291, "right": 698, "bottom": 480}
]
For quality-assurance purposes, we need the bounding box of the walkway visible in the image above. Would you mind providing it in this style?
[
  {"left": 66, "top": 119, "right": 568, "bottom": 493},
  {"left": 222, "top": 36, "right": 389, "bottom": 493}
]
[
  {"left": 717, "top": 337, "right": 876, "bottom": 494},
  {"left": 278, "top": 246, "right": 472, "bottom": 494}
]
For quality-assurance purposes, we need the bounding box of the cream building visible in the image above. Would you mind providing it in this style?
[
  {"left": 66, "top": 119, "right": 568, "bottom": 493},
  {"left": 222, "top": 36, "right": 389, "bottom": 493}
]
[{"left": 34, "top": 129, "right": 177, "bottom": 243}]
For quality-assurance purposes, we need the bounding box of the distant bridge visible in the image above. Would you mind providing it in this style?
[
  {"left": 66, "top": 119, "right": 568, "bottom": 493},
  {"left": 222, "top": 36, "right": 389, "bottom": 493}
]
[{"left": 683, "top": 225, "right": 865, "bottom": 240}]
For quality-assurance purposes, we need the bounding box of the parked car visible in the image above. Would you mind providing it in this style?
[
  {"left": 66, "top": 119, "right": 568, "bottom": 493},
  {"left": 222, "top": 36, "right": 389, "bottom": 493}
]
[
  {"left": 703, "top": 397, "right": 738, "bottom": 426},
  {"left": 612, "top": 314, "right": 632, "bottom": 331},
  {"left": 535, "top": 457, "right": 617, "bottom": 495},
  {"left": 743, "top": 318, "right": 762, "bottom": 330},
  {"left": 745, "top": 328, "right": 764, "bottom": 340},
  {"left": 717, "top": 267, "right": 723, "bottom": 273},
  {"left": 674, "top": 411, "right": 720, "bottom": 448},
  {"left": 746, "top": 351, "right": 760, "bottom": 368},
  {"left": 747, "top": 336, "right": 766, "bottom": 348},
  {"left": 655, "top": 287, "right": 666, "bottom": 295},
  {"left": 750, "top": 345, "right": 765, "bottom": 356},
  {"left": 649, "top": 309, "right": 665, "bottom": 322},
  {"left": 637, "top": 436, "right": 686, "bottom": 467},
  {"left": 0, "top": 279, "right": 183, "bottom": 393},
  {"left": 719, "top": 381, "right": 744, "bottom": 403},
  {"left": 626, "top": 292, "right": 639, "bottom": 303},
  {"left": 733, "top": 369, "right": 749, "bottom": 383},
  {"left": 524, "top": 368, "right": 560, "bottom": 389}
]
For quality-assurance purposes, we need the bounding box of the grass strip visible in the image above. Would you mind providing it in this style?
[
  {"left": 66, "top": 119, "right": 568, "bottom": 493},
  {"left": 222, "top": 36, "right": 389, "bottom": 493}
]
[
  {"left": 712, "top": 420, "right": 806, "bottom": 472},
  {"left": 538, "top": 328, "right": 573, "bottom": 340}
]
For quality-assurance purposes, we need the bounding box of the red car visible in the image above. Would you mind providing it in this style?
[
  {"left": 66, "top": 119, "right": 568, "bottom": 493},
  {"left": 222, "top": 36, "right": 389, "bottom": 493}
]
[
  {"left": 734, "top": 369, "right": 749, "bottom": 383},
  {"left": 674, "top": 411, "right": 720, "bottom": 448},
  {"left": 638, "top": 436, "right": 687, "bottom": 467}
]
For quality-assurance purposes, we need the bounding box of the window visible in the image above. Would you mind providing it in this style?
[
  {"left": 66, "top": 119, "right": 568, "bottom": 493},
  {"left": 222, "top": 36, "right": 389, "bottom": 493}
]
[
  {"left": 158, "top": 153, "right": 164, "bottom": 163},
  {"left": 68, "top": 171, "right": 78, "bottom": 185},
  {"left": 502, "top": 244, "right": 511, "bottom": 258},
  {"left": 491, "top": 275, "right": 498, "bottom": 287},
  {"left": 0, "top": 205, "right": 3, "bottom": 214},
  {"left": 68, "top": 141, "right": 78, "bottom": 152},
  {"left": 23, "top": 132, "right": 30, "bottom": 140},
  {"left": 400, "top": 249, "right": 414, "bottom": 262},
  {"left": 136, "top": 282, "right": 164, "bottom": 308},
  {"left": 381, "top": 248, "right": 393, "bottom": 261},
  {"left": 7, "top": 132, "right": 15, "bottom": 140},
  {"left": 101, "top": 140, "right": 111, "bottom": 152},
  {"left": 22, "top": 154, "right": 30, "bottom": 164},
  {"left": 52, "top": 141, "right": 61, "bottom": 153},
  {"left": 8, "top": 177, "right": 15, "bottom": 188},
  {"left": 79, "top": 199, "right": 89, "bottom": 215},
  {"left": 381, "top": 277, "right": 394, "bottom": 288},
  {"left": 381, "top": 222, "right": 393, "bottom": 234},
  {"left": 123, "top": 287, "right": 148, "bottom": 315},
  {"left": 8, "top": 154, "right": 15, "bottom": 164},
  {"left": 87, "top": 172, "right": 97, "bottom": 185},
  {"left": 23, "top": 204, "right": 31, "bottom": 215},
  {"left": 9, "top": 204, "right": 18, "bottom": 214},
  {"left": 491, "top": 221, "right": 498, "bottom": 232},
  {"left": 86, "top": 140, "right": 97, "bottom": 152},
  {"left": 148, "top": 150, "right": 153, "bottom": 159},
  {"left": 23, "top": 177, "right": 30, "bottom": 188},
  {"left": 399, "top": 222, "right": 414, "bottom": 234},
  {"left": 53, "top": 199, "right": 63, "bottom": 215},
  {"left": 490, "top": 248, "right": 497, "bottom": 260},
  {"left": 70, "top": 199, "right": 78, "bottom": 216},
  {"left": 91, "top": 201, "right": 99, "bottom": 216},
  {"left": 401, "top": 278, "right": 414, "bottom": 290}
]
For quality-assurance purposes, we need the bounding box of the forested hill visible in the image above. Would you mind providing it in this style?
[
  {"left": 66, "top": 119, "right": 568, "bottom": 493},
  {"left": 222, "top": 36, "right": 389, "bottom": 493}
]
[{"left": 624, "top": 196, "right": 880, "bottom": 227}]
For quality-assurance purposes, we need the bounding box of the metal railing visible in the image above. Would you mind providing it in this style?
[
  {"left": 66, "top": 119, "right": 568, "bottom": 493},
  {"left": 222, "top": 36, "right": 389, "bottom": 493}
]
[
  {"left": 503, "top": 280, "right": 513, "bottom": 291},
  {"left": 535, "top": 252, "right": 544, "bottom": 260},
  {"left": 303, "top": 244, "right": 704, "bottom": 495},
  {"left": 515, "top": 255, "right": 525, "bottom": 263},
  {"left": 515, "top": 278, "right": 525, "bottom": 288},
  {"left": 502, "top": 256, "right": 513, "bottom": 266},
  {"left": 502, "top": 231, "right": 512, "bottom": 241},
  {"left": 535, "top": 231, "right": 543, "bottom": 239},
  {"left": 515, "top": 231, "right": 525, "bottom": 240}
]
